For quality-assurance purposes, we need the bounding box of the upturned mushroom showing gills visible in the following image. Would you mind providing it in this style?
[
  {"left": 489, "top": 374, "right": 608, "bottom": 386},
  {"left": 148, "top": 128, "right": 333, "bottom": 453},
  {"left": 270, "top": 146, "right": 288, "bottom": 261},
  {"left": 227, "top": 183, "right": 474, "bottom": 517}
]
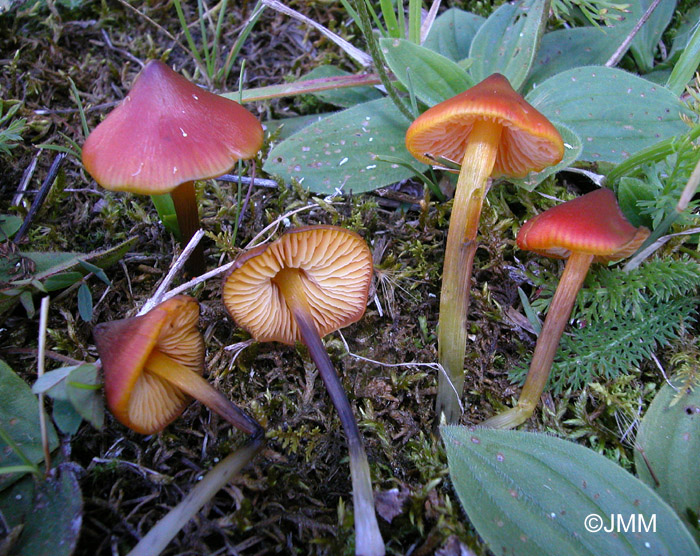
[
  {"left": 82, "top": 60, "right": 263, "bottom": 275},
  {"left": 405, "top": 74, "right": 564, "bottom": 425},
  {"left": 93, "top": 295, "right": 261, "bottom": 437},
  {"left": 222, "top": 226, "right": 385, "bottom": 556},
  {"left": 481, "top": 189, "right": 649, "bottom": 429}
]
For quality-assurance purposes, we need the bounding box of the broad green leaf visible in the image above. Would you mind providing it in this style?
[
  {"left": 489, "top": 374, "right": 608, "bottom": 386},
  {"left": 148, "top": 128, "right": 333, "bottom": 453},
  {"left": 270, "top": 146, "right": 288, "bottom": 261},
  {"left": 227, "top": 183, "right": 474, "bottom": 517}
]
[
  {"left": 666, "top": 12, "right": 700, "bottom": 96},
  {"left": 0, "top": 472, "right": 34, "bottom": 528},
  {"left": 442, "top": 426, "right": 700, "bottom": 556},
  {"left": 0, "top": 360, "right": 58, "bottom": 491},
  {"left": 33, "top": 363, "right": 102, "bottom": 431},
  {"left": 301, "top": 65, "right": 382, "bottom": 108},
  {"left": 66, "top": 364, "right": 103, "bottom": 430},
  {"left": 263, "top": 97, "right": 422, "bottom": 195},
  {"left": 0, "top": 237, "right": 137, "bottom": 316},
  {"left": 641, "top": 68, "right": 674, "bottom": 85},
  {"left": 526, "top": 66, "right": 691, "bottom": 164},
  {"left": 19, "top": 290, "right": 34, "bottom": 317},
  {"left": 606, "top": 124, "right": 700, "bottom": 183},
  {"left": 0, "top": 214, "right": 22, "bottom": 239},
  {"left": 468, "top": 0, "right": 549, "bottom": 90},
  {"left": 0, "top": 252, "right": 74, "bottom": 284},
  {"left": 43, "top": 271, "right": 82, "bottom": 292},
  {"left": 629, "top": 0, "right": 677, "bottom": 74},
  {"left": 266, "top": 112, "right": 334, "bottom": 141},
  {"left": 616, "top": 176, "right": 657, "bottom": 228},
  {"left": 32, "top": 365, "right": 78, "bottom": 398},
  {"left": 423, "top": 8, "right": 485, "bottom": 62},
  {"left": 78, "top": 259, "right": 111, "bottom": 286},
  {"left": 664, "top": 5, "right": 700, "bottom": 65},
  {"left": 380, "top": 38, "right": 473, "bottom": 107},
  {"left": 28, "top": 252, "right": 80, "bottom": 274},
  {"left": 635, "top": 380, "right": 700, "bottom": 542},
  {"left": 52, "top": 400, "right": 83, "bottom": 436},
  {"left": 77, "top": 282, "right": 93, "bottom": 321},
  {"left": 508, "top": 122, "right": 582, "bottom": 191},
  {"left": 2, "top": 236, "right": 137, "bottom": 284},
  {"left": 523, "top": 26, "right": 621, "bottom": 93},
  {"left": 9, "top": 465, "right": 83, "bottom": 556}
]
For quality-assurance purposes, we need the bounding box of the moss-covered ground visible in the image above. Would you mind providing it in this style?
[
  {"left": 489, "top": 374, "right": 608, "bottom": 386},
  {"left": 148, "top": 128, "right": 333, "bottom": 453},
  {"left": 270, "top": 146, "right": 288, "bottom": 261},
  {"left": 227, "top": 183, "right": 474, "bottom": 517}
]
[{"left": 0, "top": 1, "right": 697, "bottom": 554}]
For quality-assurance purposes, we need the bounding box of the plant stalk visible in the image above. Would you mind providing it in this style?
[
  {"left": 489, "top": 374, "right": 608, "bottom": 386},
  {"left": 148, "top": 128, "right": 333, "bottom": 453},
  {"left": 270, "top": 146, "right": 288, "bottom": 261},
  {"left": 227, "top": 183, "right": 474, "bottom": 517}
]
[
  {"left": 436, "top": 120, "right": 502, "bottom": 424},
  {"left": 37, "top": 295, "right": 52, "bottom": 476},
  {"left": 170, "top": 180, "right": 206, "bottom": 276},
  {"left": 274, "top": 268, "right": 385, "bottom": 556},
  {"left": 481, "top": 251, "right": 593, "bottom": 429},
  {"left": 351, "top": 0, "right": 413, "bottom": 121},
  {"left": 147, "top": 350, "right": 262, "bottom": 437},
  {"left": 127, "top": 435, "right": 263, "bottom": 556},
  {"left": 223, "top": 73, "right": 382, "bottom": 103}
]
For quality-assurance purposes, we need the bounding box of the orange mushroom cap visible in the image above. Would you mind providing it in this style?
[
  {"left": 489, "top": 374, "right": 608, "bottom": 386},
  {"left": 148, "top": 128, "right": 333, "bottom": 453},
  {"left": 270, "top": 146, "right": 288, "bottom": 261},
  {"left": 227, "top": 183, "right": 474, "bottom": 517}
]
[
  {"left": 82, "top": 60, "right": 263, "bottom": 194},
  {"left": 222, "top": 226, "right": 373, "bottom": 345},
  {"left": 517, "top": 188, "right": 650, "bottom": 261},
  {"left": 405, "top": 73, "right": 564, "bottom": 178},
  {"left": 93, "top": 295, "right": 204, "bottom": 434}
]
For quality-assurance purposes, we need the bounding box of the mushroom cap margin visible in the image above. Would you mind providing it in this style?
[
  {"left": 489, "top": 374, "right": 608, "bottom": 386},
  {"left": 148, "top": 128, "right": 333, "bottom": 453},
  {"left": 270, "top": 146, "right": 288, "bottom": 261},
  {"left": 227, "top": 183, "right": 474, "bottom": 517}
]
[
  {"left": 93, "top": 295, "right": 204, "bottom": 434},
  {"left": 405, "top": 73, "right": 564, "bottom": 178},
  {"left": 517, "top": 188, "right": 650, "bottom": 262}
]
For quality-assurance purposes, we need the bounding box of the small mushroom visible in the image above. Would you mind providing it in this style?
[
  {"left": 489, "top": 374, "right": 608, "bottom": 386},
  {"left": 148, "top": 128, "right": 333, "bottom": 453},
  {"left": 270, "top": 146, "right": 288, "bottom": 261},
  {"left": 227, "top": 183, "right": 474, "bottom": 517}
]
[
  {"left": 93, "top": 295, "right": 261, "bottom": 437},
  {"left": 82, "top": 60, "right": 263, "bottom": 275},
  {"left": 405, "top": 73, "right": 565, "bottom": 424},
  {"left": 481, "top": 189, "right": 649, "bottom": 429},
  {"left": 222, "top": 225, "right": 385, "bottom": 556}
]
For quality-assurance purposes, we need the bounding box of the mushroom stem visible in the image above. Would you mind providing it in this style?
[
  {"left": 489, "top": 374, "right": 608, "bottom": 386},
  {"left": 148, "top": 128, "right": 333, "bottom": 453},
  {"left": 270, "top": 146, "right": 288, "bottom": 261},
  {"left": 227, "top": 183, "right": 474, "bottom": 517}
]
[
  {"left": 274, "top": 268, "right": 385, "bottom": 556},
  {"left": 146, "top": 349, "right": 262, "bottom": 437},
  {"left": 481, "top": 251, "right": 594, "bottom": 429},
  {"left": 170, "top": 180, "right": 206, "bottom": 275},
  {"left": 437, "top": 120, "right": 502, "bottom": 424}
]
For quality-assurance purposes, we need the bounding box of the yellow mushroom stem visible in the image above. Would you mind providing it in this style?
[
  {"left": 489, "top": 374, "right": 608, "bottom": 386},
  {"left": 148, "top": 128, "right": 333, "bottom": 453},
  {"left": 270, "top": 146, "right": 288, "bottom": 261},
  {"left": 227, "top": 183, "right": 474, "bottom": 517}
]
[
  {"left": 481, "top": 251, "right": 594, "bottom": 429},
  {"left": 273, "top": 267, "right": 385, "bottom": 556},
  {"left": 170, "top": 180, "right": 205, "bottom": 275},
  {"left": 437, "top": 119, "right": 503, "bottom": 424},
  {"left": 145, "top": 349, "right": 262, "bottom": 437}
]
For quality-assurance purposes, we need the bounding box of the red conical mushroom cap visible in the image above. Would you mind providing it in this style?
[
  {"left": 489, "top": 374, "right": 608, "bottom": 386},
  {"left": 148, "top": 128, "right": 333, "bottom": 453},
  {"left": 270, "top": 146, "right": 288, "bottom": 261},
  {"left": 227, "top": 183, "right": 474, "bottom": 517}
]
[
  {"left": 94, "top": 295, "right": 204, "bottom": 434},
  {"left": 82, "top": 60, "right": 263, "bottom": 194},
  {"left": 405, "top": 73, "right": 564, "bottom": 178},
  {"left": 517, "top": 188, "right": 650, "bottom": 261}
]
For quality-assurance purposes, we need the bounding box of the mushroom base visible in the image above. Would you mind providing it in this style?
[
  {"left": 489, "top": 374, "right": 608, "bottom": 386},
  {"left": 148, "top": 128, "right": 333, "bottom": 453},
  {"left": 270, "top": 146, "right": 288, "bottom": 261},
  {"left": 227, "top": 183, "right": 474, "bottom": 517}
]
[{"left": 481, "top": 252, "right": 594, "bottom": 429}]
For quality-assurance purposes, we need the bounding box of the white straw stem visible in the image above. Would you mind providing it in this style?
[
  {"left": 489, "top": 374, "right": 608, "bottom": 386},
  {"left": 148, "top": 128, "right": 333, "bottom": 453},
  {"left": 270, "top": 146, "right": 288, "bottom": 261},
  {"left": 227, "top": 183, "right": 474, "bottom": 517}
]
[
  {"left": 37, "top": 295, "right": 52, "bottom": 475},
  {"left": 127, "top": 438, "right": 262, "bottom": 556}
]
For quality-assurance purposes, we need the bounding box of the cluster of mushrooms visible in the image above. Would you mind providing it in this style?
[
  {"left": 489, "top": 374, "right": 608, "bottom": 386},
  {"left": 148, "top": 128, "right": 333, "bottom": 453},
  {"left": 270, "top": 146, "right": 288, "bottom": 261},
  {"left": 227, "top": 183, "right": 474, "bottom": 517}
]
[{"left": 83, "top": 62, "right": 649, "bottom": 555}]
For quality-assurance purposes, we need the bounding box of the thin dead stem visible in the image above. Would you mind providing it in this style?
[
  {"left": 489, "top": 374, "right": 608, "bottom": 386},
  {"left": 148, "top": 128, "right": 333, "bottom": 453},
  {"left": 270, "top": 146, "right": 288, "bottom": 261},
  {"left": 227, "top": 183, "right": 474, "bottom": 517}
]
[
  {"left": 138, "top": 200, "right": 342, "bottom": 311},
  {"left": 137, "top": 229, "right": 206, "bottom": 315},
  {"left": 261, "top": 0, "right": 372, "bottom": 67},
  {"left": 37, "top": 296, "right": 52, "bottom": 475},
  {"left": 605, "top": 0, "right": 663, "bottom": 68}
]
